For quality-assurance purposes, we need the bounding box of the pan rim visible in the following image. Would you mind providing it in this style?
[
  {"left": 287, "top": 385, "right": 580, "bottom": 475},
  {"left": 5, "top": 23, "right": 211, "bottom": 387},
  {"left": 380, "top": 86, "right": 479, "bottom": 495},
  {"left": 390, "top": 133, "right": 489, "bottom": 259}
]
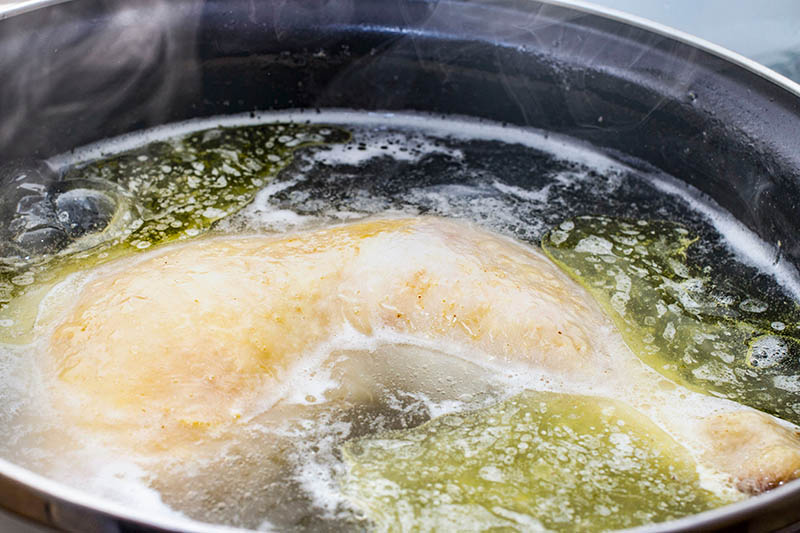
[{"left": 1, "top": 0, "right": 800, "bottom": 531}]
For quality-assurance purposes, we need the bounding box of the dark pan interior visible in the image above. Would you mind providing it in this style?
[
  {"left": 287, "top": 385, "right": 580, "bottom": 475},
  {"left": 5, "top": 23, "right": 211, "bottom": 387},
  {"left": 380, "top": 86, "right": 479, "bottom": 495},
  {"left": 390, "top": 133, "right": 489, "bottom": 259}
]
[
  {"left": 1, "top": 0, "right": 800, "bottom": 531},
  {"left": 2, "top": 0, "right": 800, "bottom": 268}
]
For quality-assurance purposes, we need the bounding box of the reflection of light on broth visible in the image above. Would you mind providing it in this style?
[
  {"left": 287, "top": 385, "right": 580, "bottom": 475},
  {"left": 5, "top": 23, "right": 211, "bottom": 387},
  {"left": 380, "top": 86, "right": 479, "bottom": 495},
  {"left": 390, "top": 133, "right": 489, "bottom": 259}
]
[{"left": 0, "top": 112, "right": 799, "bottom": 531}]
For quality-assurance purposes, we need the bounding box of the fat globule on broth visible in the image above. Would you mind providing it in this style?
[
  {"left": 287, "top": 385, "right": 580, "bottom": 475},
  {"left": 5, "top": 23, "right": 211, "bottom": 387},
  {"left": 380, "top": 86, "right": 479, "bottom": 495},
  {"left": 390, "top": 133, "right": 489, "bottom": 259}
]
[{"left": 1, "top": 112, "right": 800, "bottom": 532}]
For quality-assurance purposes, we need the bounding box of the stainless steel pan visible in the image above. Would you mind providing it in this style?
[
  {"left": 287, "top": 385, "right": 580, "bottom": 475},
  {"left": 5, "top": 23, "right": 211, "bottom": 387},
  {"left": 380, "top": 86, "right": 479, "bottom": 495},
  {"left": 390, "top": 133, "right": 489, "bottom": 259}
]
[{"left": 2, "top": 1, "right": 800, "bottom": 530}]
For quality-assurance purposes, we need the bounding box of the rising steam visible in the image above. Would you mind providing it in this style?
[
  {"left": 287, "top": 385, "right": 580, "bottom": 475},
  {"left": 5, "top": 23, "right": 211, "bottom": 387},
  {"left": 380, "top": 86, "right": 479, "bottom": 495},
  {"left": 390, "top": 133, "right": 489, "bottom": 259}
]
[{"left": 0, "top": 0, "right": 201, "bottom": 160}]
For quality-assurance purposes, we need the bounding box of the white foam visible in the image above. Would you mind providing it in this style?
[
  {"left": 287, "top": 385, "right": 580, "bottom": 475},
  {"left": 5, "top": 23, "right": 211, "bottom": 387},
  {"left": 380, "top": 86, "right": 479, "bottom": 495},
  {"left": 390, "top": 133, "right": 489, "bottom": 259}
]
[
  {"left": 83, "top": 460, "right": 185, "bottom": 519},
  {"left": 492, "top": 180, "right": 552, "bottom": 204},
  {"left": 308, "top": 129, "right": 463, "bottom": 165},
  {"left": 290, "top": 418, "right": 353, "bottom": 515},
  {"left": 773, "top": 374, "right": 800, "bottom": 393},
  {"left": 216, "top": 177, "right": 317, "bottom": 234},
  {"left": 750, "top": 335, "right": 790, "bottom": 369},
  {"left": 0, "top": 344, "right": 33, "bottom": 429},
  {"left": 47, "top": 109, "right": 623, "bottom": 174},
  {"left": 643, "top": 171, "right": 800, "bottom": 300}
]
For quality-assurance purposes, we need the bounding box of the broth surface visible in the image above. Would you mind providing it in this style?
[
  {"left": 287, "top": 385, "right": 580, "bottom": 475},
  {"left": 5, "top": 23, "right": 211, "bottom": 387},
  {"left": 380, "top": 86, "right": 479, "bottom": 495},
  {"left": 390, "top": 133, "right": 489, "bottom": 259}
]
[{"left": 0, "top": 112, "right": 798, "bottom": 531}]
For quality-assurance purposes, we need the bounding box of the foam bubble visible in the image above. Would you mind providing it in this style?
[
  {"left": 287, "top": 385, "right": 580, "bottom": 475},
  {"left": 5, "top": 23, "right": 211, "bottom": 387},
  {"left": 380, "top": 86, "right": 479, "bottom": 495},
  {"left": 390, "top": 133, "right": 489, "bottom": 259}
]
[{"left": 749, "top": 335, "right": 790, "bottom": 369}]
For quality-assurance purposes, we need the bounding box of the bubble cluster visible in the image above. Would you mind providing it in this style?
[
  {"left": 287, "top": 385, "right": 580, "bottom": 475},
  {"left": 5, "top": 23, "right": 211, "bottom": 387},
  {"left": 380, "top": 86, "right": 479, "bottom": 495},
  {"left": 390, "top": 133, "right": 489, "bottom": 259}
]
[
  {"left": 341, "top": 391, "right": 733, "bottom": 532},
  {"left": 542, "top": 216, "right": 800, "bottom": 424}
]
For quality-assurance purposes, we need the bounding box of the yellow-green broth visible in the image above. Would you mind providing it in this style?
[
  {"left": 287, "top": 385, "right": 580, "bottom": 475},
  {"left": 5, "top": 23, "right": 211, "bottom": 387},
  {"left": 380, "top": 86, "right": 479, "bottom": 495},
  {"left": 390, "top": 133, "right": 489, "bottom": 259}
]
[{"left": 0, "top": 113, "right": 796, "bottom": 531}]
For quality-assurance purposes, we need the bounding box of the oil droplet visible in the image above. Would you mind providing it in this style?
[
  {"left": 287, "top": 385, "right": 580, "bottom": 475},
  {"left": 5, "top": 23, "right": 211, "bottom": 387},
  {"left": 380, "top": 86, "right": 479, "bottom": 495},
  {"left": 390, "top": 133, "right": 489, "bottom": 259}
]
[{"left": 740, "top": 299, "right": 768, "bottom": 313}]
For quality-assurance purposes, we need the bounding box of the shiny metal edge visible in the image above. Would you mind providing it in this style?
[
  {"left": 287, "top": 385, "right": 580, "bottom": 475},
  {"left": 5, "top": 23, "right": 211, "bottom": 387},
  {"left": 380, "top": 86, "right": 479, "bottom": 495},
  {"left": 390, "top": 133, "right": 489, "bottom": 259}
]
[
  {"left": 0, "top": 457, "right": 252, "bottom": 533},
  {"left": 623, "top": 480, "right": 800, "bottom": 533},
  {"left": 0, "top": 0, "right": 799, "bottom": 531},
  {"left": 0, "top": 0, "right": 70, "bottom": 20},
  {"left": 541, "top": 0, "right": 800, "bottom": 99}
]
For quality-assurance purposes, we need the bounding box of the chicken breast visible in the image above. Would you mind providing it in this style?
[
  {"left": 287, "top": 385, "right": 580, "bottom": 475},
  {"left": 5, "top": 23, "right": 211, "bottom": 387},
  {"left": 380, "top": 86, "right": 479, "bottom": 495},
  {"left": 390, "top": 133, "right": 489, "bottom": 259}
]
[{"left": 42, "top": 216, "right": 800, "bottom": 493}]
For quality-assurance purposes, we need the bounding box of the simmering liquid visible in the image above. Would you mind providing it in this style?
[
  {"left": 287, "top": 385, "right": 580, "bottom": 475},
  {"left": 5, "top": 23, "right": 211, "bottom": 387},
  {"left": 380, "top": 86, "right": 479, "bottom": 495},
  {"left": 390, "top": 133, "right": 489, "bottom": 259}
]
[{"left": 0, "top": 111, "right": 798, "bottom": 531}]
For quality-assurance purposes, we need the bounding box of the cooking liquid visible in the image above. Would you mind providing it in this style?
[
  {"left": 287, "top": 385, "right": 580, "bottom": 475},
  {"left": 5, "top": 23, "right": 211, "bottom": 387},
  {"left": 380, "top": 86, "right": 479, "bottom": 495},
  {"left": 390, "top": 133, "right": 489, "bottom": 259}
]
[{"left": 0, "top": 111, "right": 798, "bottom": 531}]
